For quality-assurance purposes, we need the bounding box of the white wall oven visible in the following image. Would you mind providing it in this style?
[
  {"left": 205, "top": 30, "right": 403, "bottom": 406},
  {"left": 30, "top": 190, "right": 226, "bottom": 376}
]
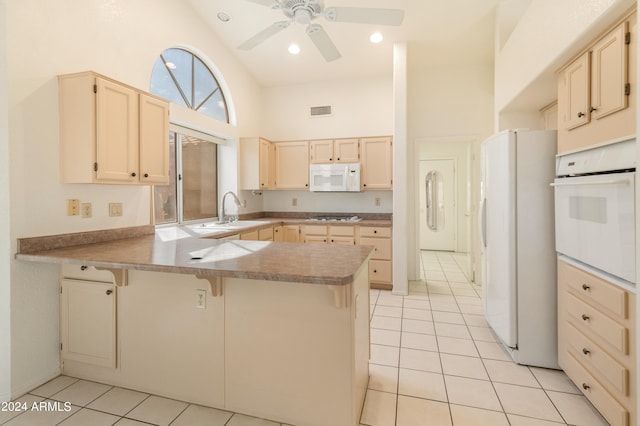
[{"left": 552, "top": 139, "right": 636, "bottom": 284}]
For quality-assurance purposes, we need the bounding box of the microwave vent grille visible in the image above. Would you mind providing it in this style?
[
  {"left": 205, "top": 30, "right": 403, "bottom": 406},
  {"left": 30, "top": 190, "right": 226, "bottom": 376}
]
[{"left": 310, "top": 105, "right": 332, "bottom": 117}]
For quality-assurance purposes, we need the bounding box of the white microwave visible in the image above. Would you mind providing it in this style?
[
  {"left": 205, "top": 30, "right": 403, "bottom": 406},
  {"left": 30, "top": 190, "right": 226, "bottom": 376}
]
[{"left": 309, "top": 163, "right": 361, "bottom": 192}]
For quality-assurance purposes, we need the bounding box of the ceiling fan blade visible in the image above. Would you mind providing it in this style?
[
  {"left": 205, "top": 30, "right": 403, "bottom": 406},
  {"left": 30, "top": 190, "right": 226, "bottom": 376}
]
[
  {"left": 306, "top": 24, "right": 341, "bottom": 62},
  {"left": 238, "top": 21, "right": 290, "bottom": 50},
  {"left": 243, "top": 0, "right": 281, "bottom": 8},
  {"left": 324, "top": 7, "right": 404, "bottom": 25}
]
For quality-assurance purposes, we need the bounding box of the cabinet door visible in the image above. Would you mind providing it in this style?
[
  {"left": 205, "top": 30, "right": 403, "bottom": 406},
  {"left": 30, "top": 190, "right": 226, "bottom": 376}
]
[
  {"left": 310, "top": 140, "right": 333, "bottom": 163},
  {"left": 139, "top": 94, "right": 170, "bottom": 184},
  {"left": 360, "top": 137, "right": 393, "bottom": 189},
  {"left": 334, "top": 138, "right": 359, "bottom": 163},
  {"left": 591, "top": 22, "right": 629, "bottom": 121},
  {"left": 96, "top": 77, "right": 139, "bottom": 182},
  {"left": 259, "top": 138, "right": 275, "bottom": 189},
  {"left": 60, "top": 279, "right": 116, "bottom": 368},
  {"left": 275, "top": 141, "right": 309, "bottom": 189},
  {"left": 562, "top": 53, "right": 591, "bottom": 130},
  {"left": 283, "top": 225, "right": 300, "bottom": 242}
]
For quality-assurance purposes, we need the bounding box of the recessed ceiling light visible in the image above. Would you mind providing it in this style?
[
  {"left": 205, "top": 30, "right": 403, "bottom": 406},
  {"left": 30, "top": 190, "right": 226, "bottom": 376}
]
[
  {"left": 288, "top": 43, "right": 301, "bottom": 55},
  {"left": 217, "top": 11, "right": 231, "bottom": 22},
  {"left": 370, "top": 32, "right": 383, "bottom": 43}
]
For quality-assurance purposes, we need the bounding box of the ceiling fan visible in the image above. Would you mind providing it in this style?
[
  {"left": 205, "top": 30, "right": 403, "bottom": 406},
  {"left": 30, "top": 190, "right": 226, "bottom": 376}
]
[{"left": 238, "top": 0, "right": 405, "bottom": 62}]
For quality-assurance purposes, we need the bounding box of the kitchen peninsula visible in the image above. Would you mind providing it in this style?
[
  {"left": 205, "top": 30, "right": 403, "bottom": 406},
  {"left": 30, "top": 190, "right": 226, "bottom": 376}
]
[{"left": 16, "top": 224, "right": 372, "bottom": 426}]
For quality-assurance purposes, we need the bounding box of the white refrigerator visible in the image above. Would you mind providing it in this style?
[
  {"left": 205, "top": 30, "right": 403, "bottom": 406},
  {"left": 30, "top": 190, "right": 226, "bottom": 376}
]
[{"left": 480, "top": 129, "right": 558, "bottom": 369}]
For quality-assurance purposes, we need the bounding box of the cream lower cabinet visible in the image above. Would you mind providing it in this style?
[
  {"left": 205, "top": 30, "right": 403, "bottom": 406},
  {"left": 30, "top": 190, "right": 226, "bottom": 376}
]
[
  {"left": 557, "top": 259, "right": 636, "bottom": 426},
  {"left": 358, "top": 226, "right": 392, "bottom": 290},
  {"left": 60, "top": 270, "right": 116, "bottom": 369},
  {"left": 59, "top": 71, "right": 169, "bottom": 184},
  {"left": 274, "top": 225, "right": 300, "bottom": 242},
  {"left": 301, "top": 225, "right": 356, "bottom": 245}
]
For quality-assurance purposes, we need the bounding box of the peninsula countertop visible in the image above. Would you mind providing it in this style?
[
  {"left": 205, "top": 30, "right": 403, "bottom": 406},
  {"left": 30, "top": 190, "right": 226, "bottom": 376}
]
[{"left": 16, "top": 228, "right": 374, "bottom": 286}]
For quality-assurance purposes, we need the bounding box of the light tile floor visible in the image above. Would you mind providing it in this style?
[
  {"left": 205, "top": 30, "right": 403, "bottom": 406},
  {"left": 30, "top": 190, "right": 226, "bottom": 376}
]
[
  {"left": 1, "top": 251, "right": 608, "bottom": 426},
  {"left": 360, "top": 250, "right": 608, "bottom": 426}
]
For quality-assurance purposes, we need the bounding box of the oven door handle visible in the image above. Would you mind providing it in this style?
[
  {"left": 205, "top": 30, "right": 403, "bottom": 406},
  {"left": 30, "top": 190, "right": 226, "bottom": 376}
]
[{"left": 550, "top": 178, "right": 631, "bottom": 187}]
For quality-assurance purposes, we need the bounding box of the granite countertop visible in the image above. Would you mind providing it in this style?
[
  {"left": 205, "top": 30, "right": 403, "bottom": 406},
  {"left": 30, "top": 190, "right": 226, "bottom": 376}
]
[{"left": 16, "top": 226, "right": 375, "bottom": 285}]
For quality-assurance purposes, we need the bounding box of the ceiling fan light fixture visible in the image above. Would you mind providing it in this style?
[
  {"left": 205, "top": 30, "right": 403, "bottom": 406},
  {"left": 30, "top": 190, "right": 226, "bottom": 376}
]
[
  {"left": 294, "top": 8, "right": 311, "bottom": 25},
  {"left": 288, "top": 43, "right": 301, "bottom": 54},
  {"left": 370, "top": 32, "right": 383, "bottom": 43}
]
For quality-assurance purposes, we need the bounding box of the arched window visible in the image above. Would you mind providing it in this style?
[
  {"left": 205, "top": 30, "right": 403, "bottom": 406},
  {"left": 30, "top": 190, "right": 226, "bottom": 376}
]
[{"left": 150, "top": 48, "right": 229, "bottom": 123}]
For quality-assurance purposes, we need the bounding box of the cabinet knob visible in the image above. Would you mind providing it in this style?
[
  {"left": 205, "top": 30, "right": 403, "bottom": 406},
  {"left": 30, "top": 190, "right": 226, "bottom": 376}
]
[
  {"left": 589, "top": 106, "right": 597, "bottom": 113},
  {"left": 582, "top": 283, "right": 590, "bottom": 291},
  {"left": 337, "top": 157, "right": 340, "bottom": 161},
  {"left": 106, "top": 289, "right": 113, "bottom": 295},
  {"left": 373, "top": 269, "right": 377, "bottom": 273},
  {"left": 144, "top": 173, "right": 149, "bottom": 178},
  {"left": 329, "top": 158, "right": 333, "bottom": 161},
  {"left": 373, "top": 230, "right": 377, "bottom": 234},
  {"left": 582, "top": 383, "right": 590, "bottom": 390},
  {"left": 577, "top": 112, "right": 585, "bottom": 118},
  {"left": 582, "top": 348, "right": 590, "bottom": 355},
  {"left": 305, "top": 183, "right": 309, "bottom": 187},
  {"left": 131, "top": 172, "right": 137, "bottom": 177},
  {"left": 581, "top": 314, "right": 590, "bottom": 321},
  {"left": 80, "top": 265, "right": 88, "bottom": 271},
  {"left": 363, "top": 184, "right": 367, "bottom": 187}
]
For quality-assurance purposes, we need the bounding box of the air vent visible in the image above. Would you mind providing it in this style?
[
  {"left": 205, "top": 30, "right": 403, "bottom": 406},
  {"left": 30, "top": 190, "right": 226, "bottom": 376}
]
[{"left": 310, "top": 105, "right": 332, "bottom": 117}]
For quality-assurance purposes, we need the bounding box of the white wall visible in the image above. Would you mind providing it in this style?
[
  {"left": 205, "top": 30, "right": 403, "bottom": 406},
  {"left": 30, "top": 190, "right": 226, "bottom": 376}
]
[
  {"left": 0, "top": 0, "right": 11, "bottom": 403},
  {"left": 5, "top": 0, "right": 261, "bottom": 397}
]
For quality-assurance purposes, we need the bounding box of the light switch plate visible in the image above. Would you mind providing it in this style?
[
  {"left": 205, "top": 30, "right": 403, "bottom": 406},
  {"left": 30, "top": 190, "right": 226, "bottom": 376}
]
[{"left": 67, "top": 199, "right": 79, "bottom": 216}]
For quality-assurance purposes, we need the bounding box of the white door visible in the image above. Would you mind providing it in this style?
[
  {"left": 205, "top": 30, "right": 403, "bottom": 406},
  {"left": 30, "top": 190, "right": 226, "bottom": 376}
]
[{"left": 419, "top": 159, "right": 456, "bottom": 251}]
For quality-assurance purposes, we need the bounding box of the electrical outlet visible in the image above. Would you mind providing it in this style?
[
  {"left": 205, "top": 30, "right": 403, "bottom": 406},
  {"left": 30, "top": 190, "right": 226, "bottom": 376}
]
[
  {"left": 67, "top": 199, "right": 79, "bottom": 216},
  {"left": 196, "top": 289, "right": 206, "bottom": 309},
  {"left": 109, "top": 202, "right": 123, "bottom": 217},
  {"left": 242, "top": 199, "right": 247, "bottom": 208},
  {"left": 375, "top": 197, "right": 381, "bottom": 207},
  {"left": 292, "top": 197, "right": 297, "bottom": 207},
  {"left": 81, "top": 202, "right": 92, "bottom": 218}
]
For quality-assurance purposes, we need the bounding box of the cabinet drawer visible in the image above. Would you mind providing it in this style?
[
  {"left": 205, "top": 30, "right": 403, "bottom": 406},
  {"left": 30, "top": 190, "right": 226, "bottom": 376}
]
[
  {"left": 258, "top": 227, "right": 274, "bottom": 241},
  {"left": 369, "top": 260, "right": 391, "bottom": 283},
  {"left": 330, "top": 236, "right": 355, "bottom": 245},
  {"left": 563, "top": 351, "right": 629, "bottom": 426},
  {"left": 566, "top": 293, "right": 628, "bottom": 355},
  {"left": 61, "top": 264, "right": 115, "bottom": 283},
  {"left": 329, "top": 225, "right": 355, "bottom": 237},
  {"left": 240, "top": 230, "right": 259, "bottom": 240},
  {"left": 359, "top": 226, "right": 391, "bottom": 238},
  {"left": 359, "top": 237, "right": 391, "bottom": 260},
  {"left": 560, "top": 260, "right": 628, "bottom": 320},
  {"left": 565, "top": 322, "right": 629, "bottom": 397},
  {"left": 303, "top": 225, "right": 327, "bottom": 235}
]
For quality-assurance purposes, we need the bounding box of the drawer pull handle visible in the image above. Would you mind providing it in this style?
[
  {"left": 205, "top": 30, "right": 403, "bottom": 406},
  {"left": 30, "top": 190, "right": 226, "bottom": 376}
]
[
  {"left": 582, "top": 383, "right": 590, "bottom": 390},
  {"left": 80, "top": 265, "right": 88, "bottom": 271},
  {"left": 582, "top": 284, "right": 590, "bottom": 291},
  {"left": 581, "top": 314, "right": 590, "bottom": 321},
  {"left": 582, "top": 348, "right": 590, "bottom": 355},
  {"left": 106, "top": 289, "right": 113, "bottom": 295},
  {"left": 577, "top": 112, "right": 585, "bottom": 118},
  {"left": 373, "top": 270, "right": 377, "bottom": 273}
]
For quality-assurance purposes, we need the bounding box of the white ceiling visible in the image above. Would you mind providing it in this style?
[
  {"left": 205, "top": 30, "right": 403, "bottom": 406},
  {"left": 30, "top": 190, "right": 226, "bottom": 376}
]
[{"left": 187, "top": 0, "right": 504, "bottom": 87}]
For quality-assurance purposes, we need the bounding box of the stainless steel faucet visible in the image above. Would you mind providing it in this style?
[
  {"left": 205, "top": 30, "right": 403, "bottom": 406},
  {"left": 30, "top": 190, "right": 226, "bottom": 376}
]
[{"left": 219, "top": 191, "right": 242, "bottom": 223}]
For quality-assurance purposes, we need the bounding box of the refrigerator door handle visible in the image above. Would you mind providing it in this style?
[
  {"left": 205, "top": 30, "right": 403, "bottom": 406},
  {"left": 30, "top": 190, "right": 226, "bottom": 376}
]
[{"left": 480, "top": 197, "right": 487, "bottom": 247}]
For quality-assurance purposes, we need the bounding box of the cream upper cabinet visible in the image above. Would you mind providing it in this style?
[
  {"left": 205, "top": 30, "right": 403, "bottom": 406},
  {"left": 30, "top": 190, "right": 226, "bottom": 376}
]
[
  {"left": 274, "top": 141, "right": 309, "bottom": 189},
  {"left": 139, "top": 93, "right": 170, "bottom": 184},
  {"left": 360, "top": 136, "right": 393, "bottom": 190},
  {"left": 309, "top": 138, "right": 359, "bottom": 163},
  {"left": 59, "top": 71, "right": 170, "bottom": 184},
  {"left": 557, "top": 13, "right": 636, "bottom": 153},
  {"left": 239, "top": 137, "right": 275, "bottom": 190},
  {"left": 562, "top": 52, "right": 591, "bottom": 131}
]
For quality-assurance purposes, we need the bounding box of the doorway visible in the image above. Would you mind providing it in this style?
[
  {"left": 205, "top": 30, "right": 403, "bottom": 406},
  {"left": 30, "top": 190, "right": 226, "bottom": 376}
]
[{"left": 419, "top": 159, "right": 456, "bottom": 251}]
